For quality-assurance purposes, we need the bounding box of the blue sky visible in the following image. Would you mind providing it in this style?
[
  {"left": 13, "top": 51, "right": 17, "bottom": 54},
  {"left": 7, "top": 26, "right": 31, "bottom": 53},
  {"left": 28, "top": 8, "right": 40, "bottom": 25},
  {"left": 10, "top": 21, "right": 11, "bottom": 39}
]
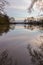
[{"left": 6, "top": 0, "right": 43, "bottom": 20}]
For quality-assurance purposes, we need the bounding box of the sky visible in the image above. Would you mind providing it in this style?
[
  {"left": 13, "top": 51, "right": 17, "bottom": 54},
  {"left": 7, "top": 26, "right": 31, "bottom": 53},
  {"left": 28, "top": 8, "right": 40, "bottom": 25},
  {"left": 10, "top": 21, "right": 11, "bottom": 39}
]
[{"left": 6, "top": 0, "right": 43, "bottom": 20}]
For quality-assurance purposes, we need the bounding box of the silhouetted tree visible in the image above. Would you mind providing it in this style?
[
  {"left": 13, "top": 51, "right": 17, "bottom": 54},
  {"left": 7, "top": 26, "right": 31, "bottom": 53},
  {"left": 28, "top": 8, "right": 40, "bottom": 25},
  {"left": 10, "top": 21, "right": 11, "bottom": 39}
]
[{"left": 10, "top": 17, "right": 15, "bottom": 23}]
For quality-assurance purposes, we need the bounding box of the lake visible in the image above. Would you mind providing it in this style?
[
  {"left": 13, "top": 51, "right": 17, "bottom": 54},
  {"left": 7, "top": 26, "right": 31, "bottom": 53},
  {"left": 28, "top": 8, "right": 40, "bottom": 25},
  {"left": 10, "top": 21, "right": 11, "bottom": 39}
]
[{"left": 0, "top": 24, "right": 43, "bottom": 65}]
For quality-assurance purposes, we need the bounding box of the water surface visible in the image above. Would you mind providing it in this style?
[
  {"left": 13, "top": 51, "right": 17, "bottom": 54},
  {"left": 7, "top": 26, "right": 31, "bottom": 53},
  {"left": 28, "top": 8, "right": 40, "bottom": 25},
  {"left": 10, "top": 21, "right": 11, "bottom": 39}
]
[{"left": 0, "top": 24, "right": 43, "bottom": 65}]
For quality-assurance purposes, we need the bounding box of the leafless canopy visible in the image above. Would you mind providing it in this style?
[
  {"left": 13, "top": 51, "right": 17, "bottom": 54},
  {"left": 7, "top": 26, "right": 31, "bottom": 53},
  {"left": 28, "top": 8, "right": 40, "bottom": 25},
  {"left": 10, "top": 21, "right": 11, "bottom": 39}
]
[
  {"left": 0, "top": 0, "right": 9, "bottom": 14},
  {"left": 28, "top": 0, "right": 43, "bottom": 13}
]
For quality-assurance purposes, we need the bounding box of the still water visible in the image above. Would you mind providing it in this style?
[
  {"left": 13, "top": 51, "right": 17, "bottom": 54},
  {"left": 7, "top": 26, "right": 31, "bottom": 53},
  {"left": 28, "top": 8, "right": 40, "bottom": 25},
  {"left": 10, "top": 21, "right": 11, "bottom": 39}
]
[{"left": 0, "top": 24, "right": 43, "bottom": 65}]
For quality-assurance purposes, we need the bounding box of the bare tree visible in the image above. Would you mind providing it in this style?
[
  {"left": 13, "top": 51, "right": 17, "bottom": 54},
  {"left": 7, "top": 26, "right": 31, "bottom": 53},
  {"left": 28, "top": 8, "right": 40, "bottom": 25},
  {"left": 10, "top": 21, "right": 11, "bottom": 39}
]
[
  {"left": 0, "top": 0, "right": 9, "bottom": 14},
  {"left": 28, "top": 0, "right": 43, "bottom": 13},
  {"left": 28, "top": 0, "right": 37, "bottom": 13}
]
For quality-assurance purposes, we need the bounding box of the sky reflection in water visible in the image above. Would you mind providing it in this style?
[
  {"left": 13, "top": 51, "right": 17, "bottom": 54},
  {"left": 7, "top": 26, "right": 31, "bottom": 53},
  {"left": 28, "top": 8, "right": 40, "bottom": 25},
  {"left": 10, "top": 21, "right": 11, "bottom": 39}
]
[{"left": 0, "top": 24, "right": 43, "bottom": 65}]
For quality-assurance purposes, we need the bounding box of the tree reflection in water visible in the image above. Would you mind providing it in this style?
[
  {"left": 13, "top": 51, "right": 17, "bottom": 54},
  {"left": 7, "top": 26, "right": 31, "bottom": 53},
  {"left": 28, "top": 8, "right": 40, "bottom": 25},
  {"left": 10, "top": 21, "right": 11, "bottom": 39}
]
[
  {"left": 27, "top": 36, "right": 43, "bottom": 65},
  {"left": 0, "top": 50, "right": 18, "bottom": 65},
  {"left": 0, "top": 50, "right": 12, "bottom": 65},
  {"left": 0, "top": 24, "right": 15, "bottom": 36},
  {"left": 24, "top": 24, "right": 43, "bottom": 30}
]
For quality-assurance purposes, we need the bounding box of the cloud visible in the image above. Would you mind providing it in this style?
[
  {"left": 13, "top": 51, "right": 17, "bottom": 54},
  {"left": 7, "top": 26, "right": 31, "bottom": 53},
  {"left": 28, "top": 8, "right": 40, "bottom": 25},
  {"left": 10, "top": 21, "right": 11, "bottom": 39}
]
[
  {"left": 6, "top": 0, "right": 43, "bottom": 17},
  {"left": 8, "top": 4, "right": 26, "bottom": 10},
  {"left": 7, "top": 0, "right": 31, "bottom": 10},
  {"left": 9, "top": 0, "right": 43, "bottom": 13}
]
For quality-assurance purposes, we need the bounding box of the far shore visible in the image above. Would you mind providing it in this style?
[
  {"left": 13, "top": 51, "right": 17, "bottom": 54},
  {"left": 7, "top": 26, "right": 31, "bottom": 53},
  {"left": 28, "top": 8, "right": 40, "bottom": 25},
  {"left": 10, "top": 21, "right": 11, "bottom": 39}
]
[{"left": 0, "top": 22, "right": 43, "bottom": 26}]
